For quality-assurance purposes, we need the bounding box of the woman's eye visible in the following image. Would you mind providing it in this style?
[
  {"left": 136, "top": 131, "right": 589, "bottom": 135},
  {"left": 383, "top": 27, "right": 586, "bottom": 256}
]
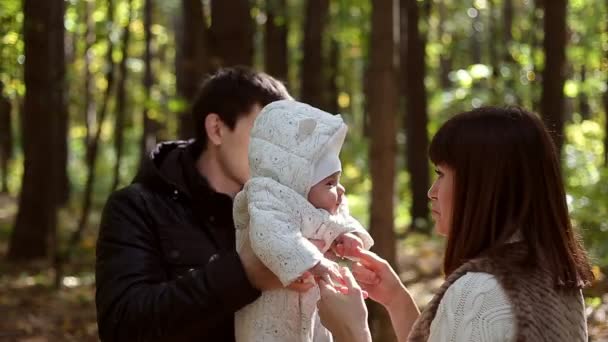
[{"left": 434, "top": 169, "right": 443, "bottom": 177}]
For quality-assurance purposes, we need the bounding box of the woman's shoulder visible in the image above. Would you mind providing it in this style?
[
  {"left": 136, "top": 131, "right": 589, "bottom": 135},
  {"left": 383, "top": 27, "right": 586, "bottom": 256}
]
[
  {"left": 443, "top": 272, "right": 513, "bottom": 314},
  {"left": 428, "top": 272, "right": 515, "bottom": 342},
  {"left": 448, "top": 272, "right": 505, "bottom": 295}
]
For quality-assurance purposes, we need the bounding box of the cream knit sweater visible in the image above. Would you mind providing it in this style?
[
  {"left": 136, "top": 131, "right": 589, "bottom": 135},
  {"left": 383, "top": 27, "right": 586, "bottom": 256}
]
[{"left": 428, "top": 272, "right": 516, "bottom": 341}]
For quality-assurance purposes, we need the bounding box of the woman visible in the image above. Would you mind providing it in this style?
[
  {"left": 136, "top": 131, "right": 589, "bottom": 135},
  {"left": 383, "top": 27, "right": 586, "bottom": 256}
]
[{"left": 317, "top": 106, "right": 594, "bottom": 341}]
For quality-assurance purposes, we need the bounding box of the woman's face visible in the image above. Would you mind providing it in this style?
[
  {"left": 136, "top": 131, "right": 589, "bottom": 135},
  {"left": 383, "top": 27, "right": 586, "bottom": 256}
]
[{"left": 428, "top": 164, "right": 454, "bottom": 236}]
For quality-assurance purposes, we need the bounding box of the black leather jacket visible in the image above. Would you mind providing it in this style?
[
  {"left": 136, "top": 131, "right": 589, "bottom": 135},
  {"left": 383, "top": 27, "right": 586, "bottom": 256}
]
[{"left": 95, "top": 141, "right": 260, "bottom": 341}]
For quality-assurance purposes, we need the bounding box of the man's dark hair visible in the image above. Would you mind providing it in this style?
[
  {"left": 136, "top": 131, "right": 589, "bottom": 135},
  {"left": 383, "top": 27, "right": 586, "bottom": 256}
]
[{"left": 191, "top": 66, "right": 291, "bottom": 150}]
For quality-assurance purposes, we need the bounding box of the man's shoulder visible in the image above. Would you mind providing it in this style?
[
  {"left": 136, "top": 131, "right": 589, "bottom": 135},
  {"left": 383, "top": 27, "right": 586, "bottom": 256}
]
[
  {"left": 104, "top": 182, "right": 163, "bottom": 217},
  {"left": 107, "top": 182, "right": 148, "bottom": 203}
]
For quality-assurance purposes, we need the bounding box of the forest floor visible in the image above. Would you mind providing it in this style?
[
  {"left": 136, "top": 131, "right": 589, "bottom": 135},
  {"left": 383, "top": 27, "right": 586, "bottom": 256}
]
[{"left": 0, "top": 193, "right": 607, "bottom": 341}]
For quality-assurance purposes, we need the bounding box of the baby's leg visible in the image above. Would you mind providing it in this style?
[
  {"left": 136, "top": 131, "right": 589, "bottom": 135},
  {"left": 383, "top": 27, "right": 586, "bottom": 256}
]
[
  {"left": 300, "top": 285, "right": 333, "bottom": 342},
  {"left": 235, "top": 288, "right": 301, "bottom": 342}
]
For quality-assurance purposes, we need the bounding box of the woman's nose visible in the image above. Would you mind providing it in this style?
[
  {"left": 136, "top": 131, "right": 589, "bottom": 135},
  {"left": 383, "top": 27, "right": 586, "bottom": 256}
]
[{"left": 428, "top": 182, "right": 437, "bottom": 200}]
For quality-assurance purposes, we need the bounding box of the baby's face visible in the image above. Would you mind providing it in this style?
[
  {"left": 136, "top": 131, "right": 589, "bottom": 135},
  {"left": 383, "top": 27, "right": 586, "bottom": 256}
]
[{"left": 308, "top": 172, "right": 344, "bottom": 215}]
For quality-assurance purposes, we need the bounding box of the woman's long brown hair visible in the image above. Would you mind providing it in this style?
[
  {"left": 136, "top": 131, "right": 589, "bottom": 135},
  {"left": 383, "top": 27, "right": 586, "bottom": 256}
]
[{"left": 429, "top": 106, "right": 593, "bottom": 287}]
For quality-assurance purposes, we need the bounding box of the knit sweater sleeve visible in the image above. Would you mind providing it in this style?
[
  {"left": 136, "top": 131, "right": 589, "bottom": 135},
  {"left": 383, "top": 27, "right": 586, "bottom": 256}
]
[{"left": 428, "top": 272, "right": 516, "bottom": 342}]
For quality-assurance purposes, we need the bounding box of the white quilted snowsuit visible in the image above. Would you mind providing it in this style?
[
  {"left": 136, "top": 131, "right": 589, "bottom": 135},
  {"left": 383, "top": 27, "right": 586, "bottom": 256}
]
[{"left": 234, "top": 100, "right": 373, "bottom": 342}]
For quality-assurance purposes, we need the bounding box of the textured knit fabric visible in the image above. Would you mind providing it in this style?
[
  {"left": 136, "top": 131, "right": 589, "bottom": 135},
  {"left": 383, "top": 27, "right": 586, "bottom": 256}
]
[
  {"left": 408, "top": 243, "right": 587, "bottom": 342},
  {"left": 428, "top": 272, "right": 515, "bottom": 342},
  {"left": 234, "top": 100, "right": 373, "bottom": 342}
]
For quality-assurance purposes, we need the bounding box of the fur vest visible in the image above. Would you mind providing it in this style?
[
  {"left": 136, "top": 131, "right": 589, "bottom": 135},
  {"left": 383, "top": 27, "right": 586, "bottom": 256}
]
[{"left": 408, "top": 243, "right": 587, "bottom": 342}]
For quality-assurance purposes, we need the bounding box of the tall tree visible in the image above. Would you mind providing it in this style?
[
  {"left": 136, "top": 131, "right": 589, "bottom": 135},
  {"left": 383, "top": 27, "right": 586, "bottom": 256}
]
[
  {"left": 470, "top": 2, "right": 482, "bottom": 65},
  {"left": 529, "top": 0, "right": 542, "bottom": 111},
  {"left": 402, "top": 0, "right": 430, "bottom": 232},
  {"left": 210, "top": 0, "right": 253, "bottom": 67},
  {"left": 437, "top": 0, "right": 451, "bottom": 89},
  {"left": 327, "top": 39, "right": 340, "bottom": 115},
  {"left": 0, "top": 84, "right": 12, "bottom": 194},
  {"left": 176, "top": 0, "right": 209, "bottom": 139},
  {"left": 83, "top": 0, "right": 96, "bottom": 148},
  {"left": 56, "top": 21, "right": 69, "bottom": 207},
  {"left": 503, "top": 0, "right": 514, "bottom": 62},
  {"left": 578, "top": 64, "right": 590, "bottom": 120},
  {"left": 111, "top": 0, "right": 134, "bottom": 191},
  {"left": 264, "top": 0, "right": 288, "bottom": 84},
  {"left": 540, "top": 0, "right": 568, "bottom": 152},
  {"left": 368, "top": 0, "right": 398, "bottom": 340},
  {"left": 605, "top": 0, "right": 608, "bottom": 166},
  {"left": 72, "top": 0, "right": 117, "bottom": 255},
  {"left": 487, "top": 0, "right": 500, "bottom": 86},
  {"left": 141, "top": 0, "right": 157, "bottom": 160},
  {"left": 502, "top": 0, "right": 520, "bottom": 103},
  {"left": 300, "top": 0, "right": 330, "bottom": 110},
  {"left": 8, "top": 0, "right": 65, "bottom": 260}
]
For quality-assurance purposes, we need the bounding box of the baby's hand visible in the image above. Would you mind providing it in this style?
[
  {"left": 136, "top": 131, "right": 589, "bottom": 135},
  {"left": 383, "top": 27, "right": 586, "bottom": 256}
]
[
  {"left": 310, "top": 258, "right": 344, "bottom": 286},
  {"left": 333, "top": 233, "right": 364, "bottom": 258}
]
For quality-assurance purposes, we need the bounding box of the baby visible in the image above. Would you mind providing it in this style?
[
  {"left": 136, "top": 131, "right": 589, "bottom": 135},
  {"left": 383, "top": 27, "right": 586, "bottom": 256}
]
[{"left": 233, "top": 100, "right": 373, "bottom": 342}]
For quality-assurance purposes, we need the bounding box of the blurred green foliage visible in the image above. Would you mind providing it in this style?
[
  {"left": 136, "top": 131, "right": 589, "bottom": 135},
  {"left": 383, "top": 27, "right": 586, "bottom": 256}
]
[{"left": 0, "top": 0, "right": 607, "bottom": 268}]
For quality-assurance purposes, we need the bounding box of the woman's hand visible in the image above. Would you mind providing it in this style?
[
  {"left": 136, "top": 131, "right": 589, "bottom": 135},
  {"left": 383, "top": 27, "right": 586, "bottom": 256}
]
[
  {"left": 350, "top": 248, "right": 405, "bottom": 308},
  {"left": 317, "top": 268, "right": 372, "bottom": 342},
  {"left": 351, "top": 248, "right": 421, "bottom": 342}
]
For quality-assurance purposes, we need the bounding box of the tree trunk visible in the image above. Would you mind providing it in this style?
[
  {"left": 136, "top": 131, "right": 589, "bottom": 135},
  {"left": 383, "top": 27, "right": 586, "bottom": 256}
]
[
  {"left": 56, "top": 67, "right": 69, "bottom": 206},
  {"left": 502, "top": 0, "right": 520, "bottom": 103},
  {"left": 604, "top": 86, "right": 608, "bottom": 166},
  {"left": 437, "top": 0, "right": 451, "bottom": 89},
  {"left": 210, "top": 0, "right": 253, "bottom": 67},
  {"left": 487, "top": 0, "right": 499, "bottom": 86},
  {"left": 402, "top": 0, "right": 430, "bottom": 232},
  {"left": 327, "top": 39, "right": 339, "bottom": 114},
  {"left": 0, "top": 18, "right": 14, "bottom": 195},
  {"left": 470, "top": 2, "right": 482, "bottom": 65},
  {"left": 73, "top": 0, "right": 117, "bottom": 244},
  {"left": 141, "top": 0, "right": 157, "bottom": 161},
  {"left": 83, "top": 0, "right": 96, "bottom": 148},
  {"left": 8, "top": 0, "right": 65, "bottom": 260},
  {"left": 177, "top": 0, "right": 209, "bottom": 139},
  {"left": 529, "top": 0, "right": 542, "bottom": 111},
  {"left": 0, "top": 93, "right": 12, "bottom": 194},
  {"left": 300, "top": 0, "right": 329, "bottom": 110},
  {"left": 264, "top": 0, "right": 288, "bottom": 85},
  {"left": 56, "top": 0, "right": 69, "bottom": 207},
  {"left": 503, "top": 0, "right": 514, "bottom": 62},
  {"left": 368, "top": 0, "right": 398, "bottom": 340},
  {"left": 605, "top": 0, "right": 608, "bottom": 166},
  {"left": 264, "top": 0, "right": 288, "bottom": 84},
  {"left": 578, "top": 65, "right": 590, "bottom": 120},
  {"left": 111, "top": 0, "right": 133, "bottom": 192},
  {"left": 540, "top": 0, "right": 568, "bottom": 152}
]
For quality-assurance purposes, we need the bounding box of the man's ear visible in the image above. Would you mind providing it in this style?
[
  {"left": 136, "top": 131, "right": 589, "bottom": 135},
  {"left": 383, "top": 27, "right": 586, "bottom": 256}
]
[{"left": 204, "top": 113, "right": 223, "bottom": 146}]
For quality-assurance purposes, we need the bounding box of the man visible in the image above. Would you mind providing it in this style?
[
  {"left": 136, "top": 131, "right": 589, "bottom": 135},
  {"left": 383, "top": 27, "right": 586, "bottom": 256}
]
[{"left": 95, "top": 67, "right": 312, "bottom": 341}]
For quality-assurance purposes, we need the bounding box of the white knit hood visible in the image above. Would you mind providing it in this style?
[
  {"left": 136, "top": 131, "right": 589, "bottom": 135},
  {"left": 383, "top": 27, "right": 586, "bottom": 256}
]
[{"left": 248, "top": 100, "right": 347, "bottom": 197}]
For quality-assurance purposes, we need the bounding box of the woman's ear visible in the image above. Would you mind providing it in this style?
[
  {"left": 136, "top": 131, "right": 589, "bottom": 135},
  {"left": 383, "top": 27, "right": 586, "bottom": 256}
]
[{"left": 205, "top": 113, "right": 223, "bottom": 146}]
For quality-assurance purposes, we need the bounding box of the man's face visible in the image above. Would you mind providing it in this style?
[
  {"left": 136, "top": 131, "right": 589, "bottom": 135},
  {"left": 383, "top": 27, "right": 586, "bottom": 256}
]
[{"left": 217, "top": 103, "right": 262, "bottom": 188}]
